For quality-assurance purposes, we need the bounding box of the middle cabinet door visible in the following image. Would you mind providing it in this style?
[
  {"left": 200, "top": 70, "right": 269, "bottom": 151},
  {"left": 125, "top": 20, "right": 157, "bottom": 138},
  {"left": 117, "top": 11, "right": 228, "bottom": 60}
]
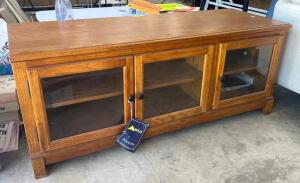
[{"left": 134, "top": 46, "right": 214, "bottom": 126}]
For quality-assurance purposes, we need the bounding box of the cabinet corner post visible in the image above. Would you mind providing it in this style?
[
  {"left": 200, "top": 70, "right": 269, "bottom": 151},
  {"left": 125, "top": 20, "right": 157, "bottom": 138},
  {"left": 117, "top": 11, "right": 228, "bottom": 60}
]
[
  {"left": 32, "top": 158, "right": 47, "bottom": 179},
  {"left": 262, "top": 97, "right": 274, "bottom": 114},
  {"left": 12, "top": 62, "right": 47, "bottom": 177}
]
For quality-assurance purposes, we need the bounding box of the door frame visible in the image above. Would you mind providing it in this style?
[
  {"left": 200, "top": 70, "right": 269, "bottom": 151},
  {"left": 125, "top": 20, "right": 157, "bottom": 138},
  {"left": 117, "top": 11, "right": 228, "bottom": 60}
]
[
  {"left": 134, "top": 46, "right": 214, "bottom": 126},
  {"left": 27, "top": 57, "right": 134, "bottom": 151},
  {"left": 212, "top": 36, "right": 280, "bottom": 109}
]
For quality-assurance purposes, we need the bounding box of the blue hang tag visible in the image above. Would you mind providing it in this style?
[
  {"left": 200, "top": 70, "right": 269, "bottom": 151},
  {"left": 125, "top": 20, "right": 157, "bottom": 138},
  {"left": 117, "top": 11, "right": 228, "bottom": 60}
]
[{"left": 116, "top": 118, "right": 149, "bottom": 152}]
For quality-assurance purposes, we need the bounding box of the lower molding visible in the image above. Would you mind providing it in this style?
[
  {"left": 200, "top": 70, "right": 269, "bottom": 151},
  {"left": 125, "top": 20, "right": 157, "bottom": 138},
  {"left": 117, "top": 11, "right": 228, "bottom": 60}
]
[
  {"left": 40, "top": 99, "right": 266, "bottom": 165},
  {"left": 145, "top": 98, "right": 266, "bottom": 138}
]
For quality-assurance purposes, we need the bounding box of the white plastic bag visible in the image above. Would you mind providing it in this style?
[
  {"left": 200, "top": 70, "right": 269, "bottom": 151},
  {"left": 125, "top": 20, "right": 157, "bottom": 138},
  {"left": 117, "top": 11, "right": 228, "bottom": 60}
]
[
  {"left": 0, "top": 19, "right": 9, "bottom": 65},
  {"left": 0, "top": 19, "right": 12, "bottom": 75}
]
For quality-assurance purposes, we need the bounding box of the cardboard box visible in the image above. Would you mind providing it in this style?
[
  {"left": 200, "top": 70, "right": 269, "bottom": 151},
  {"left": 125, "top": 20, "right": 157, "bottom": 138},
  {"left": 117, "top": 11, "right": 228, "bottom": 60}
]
[{"left": 0, "top": 121, "right": 19, "bottom": 153}]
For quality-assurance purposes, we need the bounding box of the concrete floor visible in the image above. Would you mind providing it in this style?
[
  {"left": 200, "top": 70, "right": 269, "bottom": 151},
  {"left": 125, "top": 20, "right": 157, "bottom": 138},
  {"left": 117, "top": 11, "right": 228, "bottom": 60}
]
[{"left": 0, "top": 86, "right": 299, "bottom": 183}]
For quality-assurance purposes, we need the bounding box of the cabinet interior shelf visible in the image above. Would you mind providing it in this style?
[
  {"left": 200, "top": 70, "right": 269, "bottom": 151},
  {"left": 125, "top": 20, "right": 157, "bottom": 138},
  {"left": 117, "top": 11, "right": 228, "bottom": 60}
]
[
  {"left": 44, "top": 60, "right": 201, "bottom": 108},
  {"left": 144, "top": 85, "right": 199, "bottom": 118},
  {"left": 47, "top": 85, "right": 199, "bottom": 140},
  {"left": 221, "top": 85, "right": 264, "bottom": 100},
  {"left": 221, "top": 71, "right": 266, "bottom": 100},
  {"left": 224, "top": 51, "right": 258, "bottom": 75}
]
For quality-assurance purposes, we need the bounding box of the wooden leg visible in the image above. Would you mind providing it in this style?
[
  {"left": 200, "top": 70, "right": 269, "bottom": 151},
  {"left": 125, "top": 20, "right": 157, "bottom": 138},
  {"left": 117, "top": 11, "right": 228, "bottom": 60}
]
[
  {"left": 262, "top": 97, "right": 274, "bottom": 114},
  {"left": 32, "top": 158, "right": 47, "bottom": 179}
]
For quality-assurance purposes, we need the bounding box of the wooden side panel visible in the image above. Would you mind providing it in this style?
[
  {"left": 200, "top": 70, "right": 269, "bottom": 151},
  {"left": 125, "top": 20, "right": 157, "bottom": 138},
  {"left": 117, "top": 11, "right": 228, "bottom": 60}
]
[
  {"left": 11, "top": 62, "right": 47, "bottom": 178},
  {"left": 265, "top": 34, "right": 287, "bottom": 97}
]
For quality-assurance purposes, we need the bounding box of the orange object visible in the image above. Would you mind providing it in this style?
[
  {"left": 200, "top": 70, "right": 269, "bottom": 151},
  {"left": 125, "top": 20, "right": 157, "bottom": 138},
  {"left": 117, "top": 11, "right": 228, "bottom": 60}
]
[{"left": 128, "top": 0, "right": 161, "bottom": 15}]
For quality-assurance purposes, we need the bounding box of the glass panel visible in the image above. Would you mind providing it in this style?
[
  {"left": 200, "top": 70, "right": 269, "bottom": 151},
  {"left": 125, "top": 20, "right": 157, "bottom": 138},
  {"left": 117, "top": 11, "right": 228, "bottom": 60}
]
[
  {"left": 41, "top": 68, "right": 124, "bottom": 140},
  {"left": 221, "top": 45, "right": 273, "bottom": 100},
  {"left": 143, "top": 56, "right": 204, "bottom": 119}
]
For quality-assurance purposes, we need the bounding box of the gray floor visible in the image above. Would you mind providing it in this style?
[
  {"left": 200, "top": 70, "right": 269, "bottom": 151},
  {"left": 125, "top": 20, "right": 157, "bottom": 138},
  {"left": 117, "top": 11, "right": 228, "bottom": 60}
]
[{"left": 0, "top": 86, "right": 299, "bottom": 183}]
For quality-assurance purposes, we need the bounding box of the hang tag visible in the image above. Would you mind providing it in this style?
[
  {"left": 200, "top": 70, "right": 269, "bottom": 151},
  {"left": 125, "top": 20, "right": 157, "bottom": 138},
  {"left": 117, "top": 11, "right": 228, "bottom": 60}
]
[{"left": 116, "top": 118, "right": 149, "bottom": 152}]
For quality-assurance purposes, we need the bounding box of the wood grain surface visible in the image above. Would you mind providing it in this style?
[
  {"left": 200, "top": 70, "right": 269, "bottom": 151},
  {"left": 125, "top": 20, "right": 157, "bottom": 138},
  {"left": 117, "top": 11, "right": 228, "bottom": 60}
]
[{"left": 8, "top": 9, "right": 290, "bottom": 62}]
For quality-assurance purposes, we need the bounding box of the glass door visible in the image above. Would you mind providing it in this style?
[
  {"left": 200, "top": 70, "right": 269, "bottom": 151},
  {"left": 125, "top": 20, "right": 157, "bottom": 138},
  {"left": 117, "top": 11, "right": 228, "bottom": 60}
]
[
  {"left": 135, "top": 46, "right": 214, "bottom": 125},
  {"left": 213, "top": 37, "right": 278, "bottom": 109},
  {"left": 27, "top": 57, "right": 133, "bottom": 151}
]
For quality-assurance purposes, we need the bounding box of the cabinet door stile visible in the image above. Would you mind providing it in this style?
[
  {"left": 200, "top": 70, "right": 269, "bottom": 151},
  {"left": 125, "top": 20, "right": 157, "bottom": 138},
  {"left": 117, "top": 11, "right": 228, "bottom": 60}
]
[
  {"left": 200, "top": 45, "right": 214, "bottom": 112},
  {"left": 212, "top": 43, "right": 227, "bottom": 108},
  {"left": 123, "top": 57, "right": 134, "bottom": 122},
  {"left": 134, "top": 56, "right": 144, "bottom": 120},
  {"left": 12, "top": 63, "right": 44, "bottom": 155},
  {"left": 207, "top": 44, "right": 220, "bottom": 110},
  {"left": 27, "top": 69, "right": 51, "bottom": 151}
]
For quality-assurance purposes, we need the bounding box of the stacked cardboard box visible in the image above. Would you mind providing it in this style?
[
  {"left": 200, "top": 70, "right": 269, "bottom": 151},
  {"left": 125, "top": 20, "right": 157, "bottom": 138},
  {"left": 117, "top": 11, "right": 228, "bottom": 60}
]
[{"left": 0, "top": 75, "right": 21, "bottom": 153}]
